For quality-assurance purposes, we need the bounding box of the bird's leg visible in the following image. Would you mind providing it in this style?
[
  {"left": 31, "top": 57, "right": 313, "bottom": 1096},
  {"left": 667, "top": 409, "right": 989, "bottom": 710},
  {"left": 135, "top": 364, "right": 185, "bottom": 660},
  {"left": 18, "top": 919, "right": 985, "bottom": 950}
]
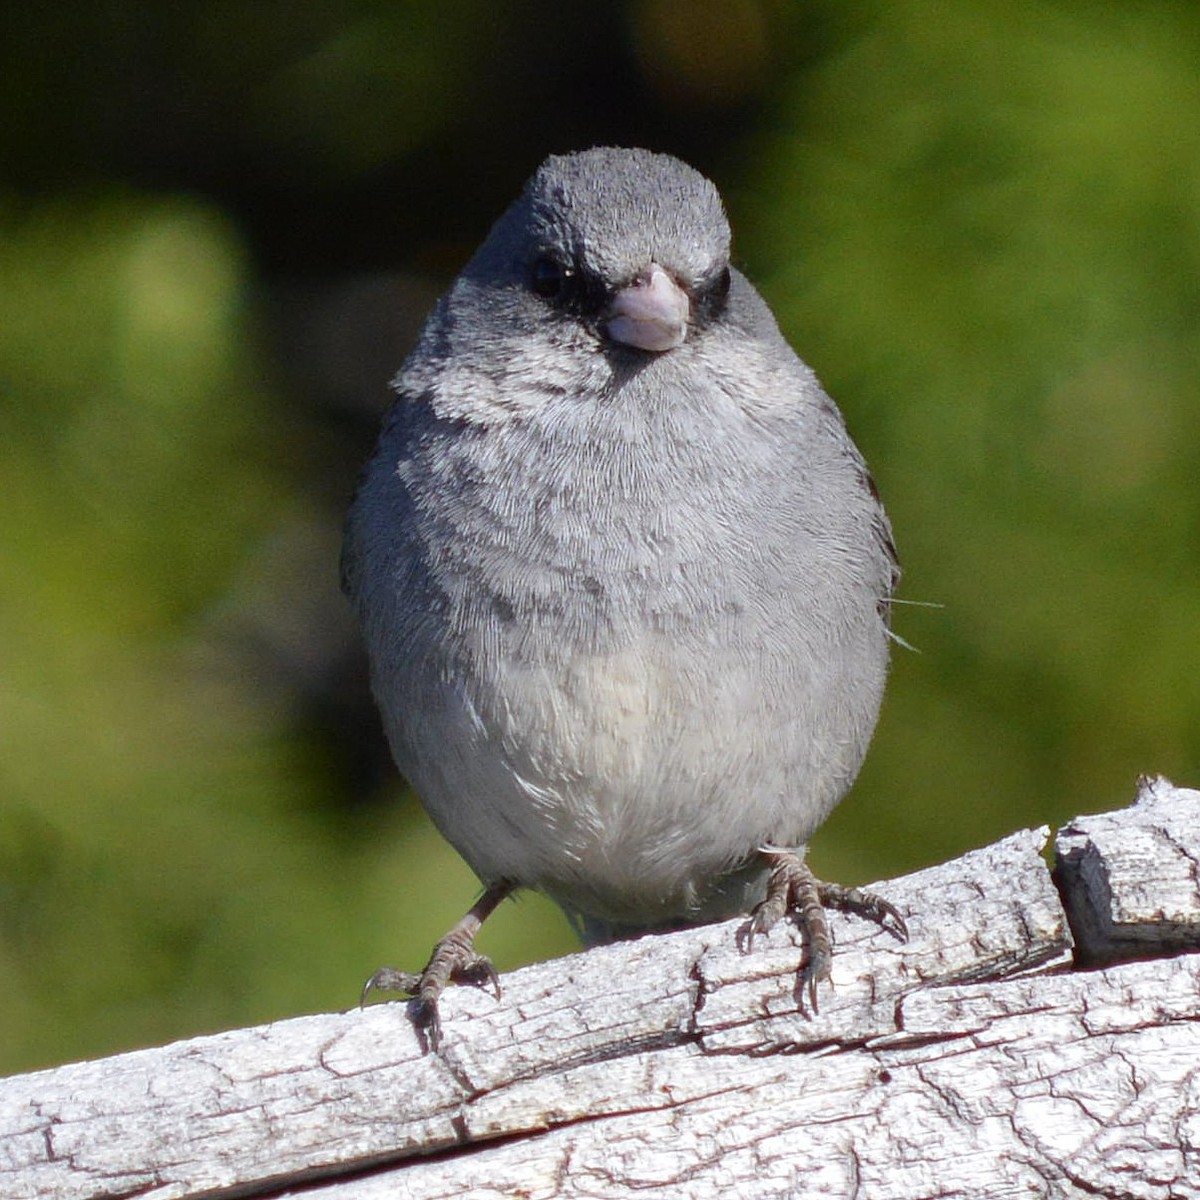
[
  {"left": 361, "top": 880, "right": 514, "bottom": 1050},
  {"left": 738, "top": 849, "right": 907, "bottom": 1013}
]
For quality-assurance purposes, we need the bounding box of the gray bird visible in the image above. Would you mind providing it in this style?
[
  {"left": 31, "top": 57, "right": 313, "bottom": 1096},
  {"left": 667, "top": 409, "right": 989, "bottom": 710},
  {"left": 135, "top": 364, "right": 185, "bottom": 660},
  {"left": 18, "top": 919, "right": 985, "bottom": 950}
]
[{"left": 343, "top": 146, "right": 905, "bottom": 1045}]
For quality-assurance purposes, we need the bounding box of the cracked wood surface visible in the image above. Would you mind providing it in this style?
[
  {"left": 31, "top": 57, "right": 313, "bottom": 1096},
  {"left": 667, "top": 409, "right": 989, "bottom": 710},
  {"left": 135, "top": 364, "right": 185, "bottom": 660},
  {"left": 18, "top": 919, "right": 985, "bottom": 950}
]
[
  {"left": 2, "top": 777, "right": 1199, "bottom": 1199},
  {"left": 1056, "top": 774, "right": 1200, "bottom": 966}
]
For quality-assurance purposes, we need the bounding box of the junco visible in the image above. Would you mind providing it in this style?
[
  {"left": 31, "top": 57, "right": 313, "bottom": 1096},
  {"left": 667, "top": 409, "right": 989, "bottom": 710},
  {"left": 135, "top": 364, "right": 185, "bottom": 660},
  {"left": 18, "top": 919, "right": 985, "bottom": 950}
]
[{"left": 343, "top": 147, "right": 905, "bottom": 1045}]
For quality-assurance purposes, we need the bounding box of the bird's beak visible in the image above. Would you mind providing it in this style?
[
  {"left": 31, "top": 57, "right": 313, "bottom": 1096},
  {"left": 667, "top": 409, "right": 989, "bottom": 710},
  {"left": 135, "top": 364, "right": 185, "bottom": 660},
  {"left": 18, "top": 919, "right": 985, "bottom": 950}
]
[{"left": 604, "top": 264, "right": 690, "bottom": 352}]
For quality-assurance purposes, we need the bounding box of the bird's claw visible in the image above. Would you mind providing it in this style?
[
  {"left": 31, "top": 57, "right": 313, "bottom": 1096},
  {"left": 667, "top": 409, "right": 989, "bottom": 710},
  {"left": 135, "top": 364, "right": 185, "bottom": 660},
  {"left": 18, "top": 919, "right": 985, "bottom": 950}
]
[
  {"left": 359, "top": 882, "right": 512, "bottom": 1050},
  {"left": 739, "top": 850, "right": 904, "bottom": 1015}
]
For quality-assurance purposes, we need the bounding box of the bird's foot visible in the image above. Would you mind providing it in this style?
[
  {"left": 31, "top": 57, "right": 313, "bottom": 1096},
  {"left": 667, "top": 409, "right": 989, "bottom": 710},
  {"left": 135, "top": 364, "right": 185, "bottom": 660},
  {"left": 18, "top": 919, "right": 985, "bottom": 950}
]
[
  {"left": 738, "top": 850, "right": 907, "bottom": 1013},
  {"left": 361, "top": 881, "right": 512, "bottom": 1050}
]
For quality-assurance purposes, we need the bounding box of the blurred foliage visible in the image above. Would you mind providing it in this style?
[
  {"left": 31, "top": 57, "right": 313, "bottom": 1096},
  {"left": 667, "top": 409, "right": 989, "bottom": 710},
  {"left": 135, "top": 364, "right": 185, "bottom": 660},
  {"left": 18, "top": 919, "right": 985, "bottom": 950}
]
[{"left": 1, "top": 0, "right": 1198, "bottom": 1073}]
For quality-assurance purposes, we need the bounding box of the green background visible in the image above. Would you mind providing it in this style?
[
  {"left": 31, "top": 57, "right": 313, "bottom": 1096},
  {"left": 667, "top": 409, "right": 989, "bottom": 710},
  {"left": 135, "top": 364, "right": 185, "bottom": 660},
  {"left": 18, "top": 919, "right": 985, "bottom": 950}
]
[{"left": 3, "top": 1, "right": 1198, "bottom": 1075}]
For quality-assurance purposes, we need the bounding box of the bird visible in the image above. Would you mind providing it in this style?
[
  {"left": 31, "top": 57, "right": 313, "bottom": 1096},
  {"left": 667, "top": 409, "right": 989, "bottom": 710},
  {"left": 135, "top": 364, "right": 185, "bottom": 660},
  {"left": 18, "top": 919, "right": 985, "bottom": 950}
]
[{"left": 342, "top": 146, "right": 905, "bottom": 1046}]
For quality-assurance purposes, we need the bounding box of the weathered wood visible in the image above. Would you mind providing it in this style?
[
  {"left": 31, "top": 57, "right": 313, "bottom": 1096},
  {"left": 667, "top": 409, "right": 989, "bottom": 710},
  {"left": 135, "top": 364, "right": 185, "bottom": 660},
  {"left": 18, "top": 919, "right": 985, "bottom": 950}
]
[
  {"left": 3, "top": 777, "right": 1199, "bottom": 1200},
  {"left": 301, "top": 954, "right": 1200, "bottom": 1200},
  {"left": 1055, "top": 774, "right": 1200, "bottom": 965}
]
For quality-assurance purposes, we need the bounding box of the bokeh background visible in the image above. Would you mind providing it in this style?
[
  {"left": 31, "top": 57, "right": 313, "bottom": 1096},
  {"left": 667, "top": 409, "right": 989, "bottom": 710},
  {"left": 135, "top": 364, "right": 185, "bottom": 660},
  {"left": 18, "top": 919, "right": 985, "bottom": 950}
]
[{"left": 3, "top": 0, "right": 1199, "bottom": 1075}]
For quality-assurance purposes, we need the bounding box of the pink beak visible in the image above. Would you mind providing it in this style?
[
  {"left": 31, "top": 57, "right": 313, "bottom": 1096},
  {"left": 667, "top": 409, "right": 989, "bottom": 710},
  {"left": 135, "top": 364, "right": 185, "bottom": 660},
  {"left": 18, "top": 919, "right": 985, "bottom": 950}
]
[{"left": 605, "top": 264, "right": 690, "bottom": 352}]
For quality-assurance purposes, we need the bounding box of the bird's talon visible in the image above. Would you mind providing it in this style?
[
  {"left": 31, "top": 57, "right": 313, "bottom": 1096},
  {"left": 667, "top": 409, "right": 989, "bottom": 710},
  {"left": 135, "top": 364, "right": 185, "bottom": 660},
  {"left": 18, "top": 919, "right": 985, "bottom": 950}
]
[
  {"left": 359, "top": 883, "right": 512, "bottom": 1049},
  {"left": 744, "top": 850, "right": 902, "bottom": 1016},
  {"left": 360, "top": 966, "right": 421, "bottom": 1007},
  {"left": 408, "top": 997, "right": 443, "bottom": 1052},
  {"left": 455, "top": 954, "right": 503, "bottom": 997}
]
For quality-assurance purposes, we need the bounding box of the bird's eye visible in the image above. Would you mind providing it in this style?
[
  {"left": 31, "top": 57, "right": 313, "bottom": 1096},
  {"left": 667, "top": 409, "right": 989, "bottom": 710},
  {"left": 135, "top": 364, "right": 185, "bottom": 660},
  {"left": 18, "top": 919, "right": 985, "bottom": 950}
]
[
  {"left": 691, "top": 264, "right": 732, "bottom": 327},
  {"left": 530, "top": 255, "right": 573, "bottom": 299}
]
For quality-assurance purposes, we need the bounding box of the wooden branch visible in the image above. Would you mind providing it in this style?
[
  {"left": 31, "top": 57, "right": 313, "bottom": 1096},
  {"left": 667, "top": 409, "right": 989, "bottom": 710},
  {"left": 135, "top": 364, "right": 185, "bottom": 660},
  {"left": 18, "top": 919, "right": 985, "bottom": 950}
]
[{"left": 4, "top": 777, "right": 1200, "bottom": 1199}]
